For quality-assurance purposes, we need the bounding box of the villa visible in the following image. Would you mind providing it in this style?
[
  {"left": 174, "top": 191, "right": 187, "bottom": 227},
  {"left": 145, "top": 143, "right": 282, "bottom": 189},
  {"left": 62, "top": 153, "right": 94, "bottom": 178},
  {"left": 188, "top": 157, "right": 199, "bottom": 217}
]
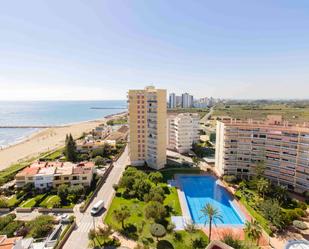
[{"left": 15, "top": 161, "right": 94, "bottom": 189}]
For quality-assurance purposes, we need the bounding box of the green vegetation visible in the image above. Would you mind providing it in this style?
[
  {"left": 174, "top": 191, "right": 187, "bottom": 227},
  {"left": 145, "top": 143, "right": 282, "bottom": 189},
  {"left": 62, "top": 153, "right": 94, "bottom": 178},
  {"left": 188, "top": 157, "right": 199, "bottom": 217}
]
[
  {"left": 19, "top": 194, "right": 46, "bottom": 208},
  {"left": 104, "top": 167, "right": 208, "bottom": 248},
  {"left": 0, "top": 214, "right": 54, "bottom": 238},
  {"left": 107, "top": 117, "right": 127, "bottom": 126},
  {"left": 42, "top": 148, "right": 64, "bottom": 161},
  {"left": 213, "top": 102, "right": 309, "bottom": 122},
  {"left": 234, "top": 167, "right": 308, "bottom": 235},
  {"left": 200, "top": 203, "right": 223, "bottom": 242},
  {"left": 192, "top": 142, "right": 215, "bottom": 158},
  {"left": 168, "top": 107, "right": 209, "bottom": 118},
  {"left": 39, "top": 195, "right": 61, "bottom": 208},
  {"left": 64, "top": 134, "right": 77, "bottom": 162},
  {"left": 244, "top": 220, "right": 262, "bottom": 246},
  {"left": 159, "top": 167, "right": 202, "bottom": 182}
]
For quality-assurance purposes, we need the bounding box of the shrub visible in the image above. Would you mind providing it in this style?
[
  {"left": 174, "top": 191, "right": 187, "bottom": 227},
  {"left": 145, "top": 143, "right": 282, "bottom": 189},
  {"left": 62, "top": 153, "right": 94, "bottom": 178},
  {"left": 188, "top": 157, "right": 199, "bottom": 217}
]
[
  {"left": 1, "top": 220, "right": 24, "bottom": 237},
  {"left": 222, "top": 233, "right": 243, "bottom": 249},
  {"left": 191, "top": 236, "right": 208, "bottom": 249},
  {"left": 173, "top": 232, "right": 182, "bottom": 241},
  {"left": 297, "top": 201, "right": 307, "bottom": 211},
  {"left": 0, "top": 213, "right": 16, "bottom": 230},
  {"left": 223, "top": 175, "right": 237, "bottom": 184},
  {"left": 293, "top": 220, "right": 308, "bottom": 230},
  {"left": 284, "top": 210, "right": 301, "bottom": 224},
  {"left": 112, "top": 184, "right": 119, "bottom": 191},
  {"left": 150, "top": 223, "right": 166, "bottom": 241},
  {"left": 295, "top": 208, "right": 306, "bottom": 217}
]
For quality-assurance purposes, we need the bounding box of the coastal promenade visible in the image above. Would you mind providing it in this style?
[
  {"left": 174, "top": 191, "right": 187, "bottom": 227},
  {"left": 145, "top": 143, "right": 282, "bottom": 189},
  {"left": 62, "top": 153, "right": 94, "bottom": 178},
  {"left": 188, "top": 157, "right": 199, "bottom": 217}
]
[{"left": 63, "top": 146, "right": 129, "bottom": 249}]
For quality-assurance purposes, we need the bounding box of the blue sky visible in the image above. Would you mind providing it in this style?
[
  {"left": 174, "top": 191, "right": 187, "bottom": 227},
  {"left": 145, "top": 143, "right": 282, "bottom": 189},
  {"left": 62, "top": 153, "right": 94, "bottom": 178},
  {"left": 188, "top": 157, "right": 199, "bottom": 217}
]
[{"left": 0, "top": 0, "right": 308, "bottom": 100}]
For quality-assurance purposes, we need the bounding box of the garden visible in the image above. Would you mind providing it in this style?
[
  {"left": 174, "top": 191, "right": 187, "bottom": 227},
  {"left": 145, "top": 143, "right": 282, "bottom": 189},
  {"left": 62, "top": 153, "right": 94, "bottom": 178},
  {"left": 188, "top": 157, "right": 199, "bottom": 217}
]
[
  {"left": 0, "top": 214, "right": 55, "bottom": 238},
  {"left": 229, "top": 164, "right": 309, "bottom": 235},
  {"left": 98, "top": 167, "right": 209, "bottom": 249}
]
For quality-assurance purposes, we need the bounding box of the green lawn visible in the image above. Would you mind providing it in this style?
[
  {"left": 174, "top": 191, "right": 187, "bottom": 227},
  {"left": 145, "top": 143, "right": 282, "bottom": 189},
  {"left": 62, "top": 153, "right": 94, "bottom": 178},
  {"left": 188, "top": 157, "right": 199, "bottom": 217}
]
[
  {"left": 6, "top": 195, "right": 19, "bottom": 207},
  {"left": 19, "top": 194, "right": 46, "bottom": 208},
  {"left": 104, "top": 185, "right": 208, "bottom": 248},
  {"left": 39, "top": 195, "right": 61, "bottom": 208}
]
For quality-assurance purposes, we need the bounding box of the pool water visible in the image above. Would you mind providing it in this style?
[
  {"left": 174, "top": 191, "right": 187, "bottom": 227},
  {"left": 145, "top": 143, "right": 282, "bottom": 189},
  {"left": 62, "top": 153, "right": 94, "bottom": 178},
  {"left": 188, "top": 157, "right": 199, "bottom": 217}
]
[{"left": 178, "top": 175, "right": 245, "bottom": 226}]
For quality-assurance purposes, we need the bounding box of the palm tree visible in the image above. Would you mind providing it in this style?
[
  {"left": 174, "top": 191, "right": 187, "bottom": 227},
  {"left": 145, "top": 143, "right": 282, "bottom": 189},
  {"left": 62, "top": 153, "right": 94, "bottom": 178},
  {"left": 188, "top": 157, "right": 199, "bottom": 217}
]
[
  {"left": 200, "top": 203, "right": 223, "bottom": 241},
  {"left": 244, "top": 220, "right": 262, "bottom": 246}
]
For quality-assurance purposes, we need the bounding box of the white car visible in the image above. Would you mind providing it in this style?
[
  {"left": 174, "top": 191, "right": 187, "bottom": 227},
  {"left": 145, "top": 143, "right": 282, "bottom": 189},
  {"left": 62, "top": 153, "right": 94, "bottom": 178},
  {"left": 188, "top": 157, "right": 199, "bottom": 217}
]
[{"left": 90, "top": 200, "right": 104, "bottom": 216}]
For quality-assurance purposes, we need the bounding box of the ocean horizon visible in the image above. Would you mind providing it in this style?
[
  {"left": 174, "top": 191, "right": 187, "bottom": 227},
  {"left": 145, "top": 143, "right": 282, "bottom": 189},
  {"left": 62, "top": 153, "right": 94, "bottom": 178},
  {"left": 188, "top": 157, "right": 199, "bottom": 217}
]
[{"left": 0, "top": 100, "right": 127, "bottom": 148}]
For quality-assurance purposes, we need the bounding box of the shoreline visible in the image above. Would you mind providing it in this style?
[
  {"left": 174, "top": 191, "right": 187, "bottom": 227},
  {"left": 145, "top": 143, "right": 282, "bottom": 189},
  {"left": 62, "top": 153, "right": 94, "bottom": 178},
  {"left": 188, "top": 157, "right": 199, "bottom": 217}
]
[{"left": 0, "top": 111, "right": 127, "bottom": 171}]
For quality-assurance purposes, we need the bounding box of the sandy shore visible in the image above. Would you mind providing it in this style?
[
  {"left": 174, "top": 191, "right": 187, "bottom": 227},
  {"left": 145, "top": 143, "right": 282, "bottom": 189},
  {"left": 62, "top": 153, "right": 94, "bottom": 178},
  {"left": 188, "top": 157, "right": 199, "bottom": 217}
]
[{"left": 0, "top": 113, "right": 126, "bottom": 171}]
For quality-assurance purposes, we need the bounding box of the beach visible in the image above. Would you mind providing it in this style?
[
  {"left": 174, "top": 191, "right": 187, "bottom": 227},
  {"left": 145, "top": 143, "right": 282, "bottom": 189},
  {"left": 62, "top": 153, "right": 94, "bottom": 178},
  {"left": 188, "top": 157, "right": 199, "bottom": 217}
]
[{"left": 0, "top": 112, "right": 126, "bottom": 171}]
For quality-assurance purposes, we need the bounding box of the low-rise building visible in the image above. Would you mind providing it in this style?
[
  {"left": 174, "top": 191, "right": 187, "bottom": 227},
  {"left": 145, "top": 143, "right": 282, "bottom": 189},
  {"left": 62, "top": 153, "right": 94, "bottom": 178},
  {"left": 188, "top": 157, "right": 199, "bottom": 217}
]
[
  {"left": 76, "top": 139, "right": 116, "bottom": 153},
  {"left": 167, "top": 113, "right": 199, "bottom": 153},
  {"left": 15, "top": 161, "right": 94, "bottom": 189}
]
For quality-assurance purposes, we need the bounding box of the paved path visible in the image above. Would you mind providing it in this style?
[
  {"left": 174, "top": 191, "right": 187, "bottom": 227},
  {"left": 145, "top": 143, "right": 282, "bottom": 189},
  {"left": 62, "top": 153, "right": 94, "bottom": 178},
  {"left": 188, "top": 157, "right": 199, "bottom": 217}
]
[{"left": 63, "top": 146, "right": 129, "bottom": 249}]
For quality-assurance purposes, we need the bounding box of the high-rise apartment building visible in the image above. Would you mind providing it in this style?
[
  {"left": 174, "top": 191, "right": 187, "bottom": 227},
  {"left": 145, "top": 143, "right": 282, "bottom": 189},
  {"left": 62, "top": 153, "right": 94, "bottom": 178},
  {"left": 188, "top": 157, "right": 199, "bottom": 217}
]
[
  {"left": 167, "top": 113, "right": 199, "bottom": 153},
  {"left": 128, "top": 86, "right": 167, "bottom": 170},
  {"left": 215, "top": 115, "right": 309, "bottom": 193},
  {"left": 181, "top": 93, "right": 193, "bottom": 108},
  {"left": 169, "top": 93, "right": 176, "bottom": 109}
]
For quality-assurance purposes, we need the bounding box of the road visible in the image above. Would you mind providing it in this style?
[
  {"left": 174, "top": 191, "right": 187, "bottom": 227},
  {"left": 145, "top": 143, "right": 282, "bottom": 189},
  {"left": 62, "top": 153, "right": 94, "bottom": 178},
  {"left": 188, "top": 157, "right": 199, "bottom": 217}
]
[{"left": 63, "top": 146, "right": 129, "bottom": 249}]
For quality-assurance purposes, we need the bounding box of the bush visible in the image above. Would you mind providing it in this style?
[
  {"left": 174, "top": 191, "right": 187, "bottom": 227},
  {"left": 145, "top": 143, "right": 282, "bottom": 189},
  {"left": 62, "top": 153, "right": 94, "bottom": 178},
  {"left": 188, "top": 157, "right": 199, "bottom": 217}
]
[
  {"left": 1, "top": 220, "right": 24, "bottom": 237},
  {"left": 222, "top": 233, "right": 243, "bottom": 249},
  {"left": 191, "top": 236, "right": 208, "bottom": 249},
  {"left": 284, "top": 210, "right": 301, "bottom": 224},
  {"left": 0, "top": 213, "right": 16, "bottom": 230},
  {"left": 297, "top": 201, "right": 307, "bottom": 211},
  {"left": 223, "top": 175, "right": 237, "bottom": 184},
  {"left": 293, "top": 220, "right": 308, "bottom": 230},
  {"left": 295, "top": 208, "right": 306, "bottom": 217}
]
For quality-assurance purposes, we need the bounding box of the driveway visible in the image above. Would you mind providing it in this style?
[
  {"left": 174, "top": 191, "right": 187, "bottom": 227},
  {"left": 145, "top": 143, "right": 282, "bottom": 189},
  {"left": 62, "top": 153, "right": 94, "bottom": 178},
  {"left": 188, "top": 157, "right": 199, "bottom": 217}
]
[{"left": 63, "top": 146, "right": 129, "bottom": 249}]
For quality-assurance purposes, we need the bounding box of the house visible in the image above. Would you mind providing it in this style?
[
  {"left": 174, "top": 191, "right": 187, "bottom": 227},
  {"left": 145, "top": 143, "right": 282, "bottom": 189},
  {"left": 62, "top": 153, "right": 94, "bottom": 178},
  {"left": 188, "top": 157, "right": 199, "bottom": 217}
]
[{"left": 15, "top": 161, "right": 95, "bottom": 189}]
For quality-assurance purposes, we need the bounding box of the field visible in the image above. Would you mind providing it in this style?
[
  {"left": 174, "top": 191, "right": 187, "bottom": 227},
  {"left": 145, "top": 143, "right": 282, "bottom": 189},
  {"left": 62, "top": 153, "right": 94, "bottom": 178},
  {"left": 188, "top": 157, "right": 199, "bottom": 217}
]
[
  {"left": 213, "top": 103, "right": 309, "bottom": 122},
  {"left": 168, "top": 108, "right": 209, "bottom": 118}
]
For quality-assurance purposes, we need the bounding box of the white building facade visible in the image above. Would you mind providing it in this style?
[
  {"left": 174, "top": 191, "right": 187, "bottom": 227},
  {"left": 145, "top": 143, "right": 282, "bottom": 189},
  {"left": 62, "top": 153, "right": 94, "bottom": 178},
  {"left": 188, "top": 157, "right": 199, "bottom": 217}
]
[
  {"left": 169, "top": 93, "right": 176, "bottom": 109},
  {"left": 167, "top": 113, "right": 199, "bottom": 153}
]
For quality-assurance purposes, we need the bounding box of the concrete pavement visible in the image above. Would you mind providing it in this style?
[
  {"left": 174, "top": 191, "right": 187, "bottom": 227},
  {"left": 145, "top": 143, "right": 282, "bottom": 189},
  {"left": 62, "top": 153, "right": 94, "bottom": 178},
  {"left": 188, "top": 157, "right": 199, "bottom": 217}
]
[{"left": 63, "top": 146, "right": 129, "bottom": 249}]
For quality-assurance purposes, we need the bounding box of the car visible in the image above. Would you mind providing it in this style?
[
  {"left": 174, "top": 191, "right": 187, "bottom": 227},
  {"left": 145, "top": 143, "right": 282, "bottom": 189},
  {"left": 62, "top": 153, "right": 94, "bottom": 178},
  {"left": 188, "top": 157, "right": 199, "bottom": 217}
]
[
  {"left": 90, "top": 200, "right": 104, "bottom": 216},
  {"left": 60, "top": 214, "right": 70, "bottom": 224}
]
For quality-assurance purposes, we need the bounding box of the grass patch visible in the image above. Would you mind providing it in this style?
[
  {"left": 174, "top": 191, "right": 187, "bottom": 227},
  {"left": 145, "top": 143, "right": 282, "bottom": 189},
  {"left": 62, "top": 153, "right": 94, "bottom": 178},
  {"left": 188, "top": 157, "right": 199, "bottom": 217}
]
[
  {"left": 19, "top": 194, "right": 46, "bottom": 208},
  {"left": 39, "top": 195, "right": 61, "bottom": 208},
  {"left": 42, "top": 148, "right": 64, "bottom": 160},
  {"left": 6, "top": 195, "right": 19, "bottom": 208},
  {"left": 104, "top": 185, "right": 207, "bottom": 248}
]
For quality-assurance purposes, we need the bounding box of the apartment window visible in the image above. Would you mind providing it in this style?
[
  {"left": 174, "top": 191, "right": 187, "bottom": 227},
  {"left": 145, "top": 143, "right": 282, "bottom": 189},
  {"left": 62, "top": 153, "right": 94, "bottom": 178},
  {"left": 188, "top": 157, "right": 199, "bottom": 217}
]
[
  {"left": 73, "top": 176, "right": 79, "bottom": 180},
  {"left": 64, "top": 177, "right": 69, "bottom": 180},
  {"left": 82, "top": 177, "right": 87, "bottom": 180}
]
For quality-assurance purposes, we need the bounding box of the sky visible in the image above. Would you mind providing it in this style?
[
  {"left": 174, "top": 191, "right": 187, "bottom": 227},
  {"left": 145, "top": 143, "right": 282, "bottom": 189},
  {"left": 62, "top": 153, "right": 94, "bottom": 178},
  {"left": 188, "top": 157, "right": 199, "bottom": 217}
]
[{"left": 0, "top": 0, "right": 309, "bottom": 100}]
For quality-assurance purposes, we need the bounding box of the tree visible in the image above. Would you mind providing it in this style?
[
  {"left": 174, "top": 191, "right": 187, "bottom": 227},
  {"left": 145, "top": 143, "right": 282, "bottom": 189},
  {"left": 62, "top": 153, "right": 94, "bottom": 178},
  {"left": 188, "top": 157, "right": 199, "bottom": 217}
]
[
  {"left": 273, "top": 185, "right": 288, "bottom": 205},
  {"left": 94, "top": 156, "right": 105, "bottom": 166},
  {"left": 209, "top": 132, "right": 216, "bottom": 143},
  {"left": 68, "top": 184, "right": 84, "bottom": 202},
  {"left": 150, "top": 223, "right": 166, "bottom": 242},
  {"left": 113, "top": 205, "right": 130, "bottom": 229},
  {"left": 64, "top": 134, "right": 77, "bottom": 162},
  {"left": 244, "top": 220, "right": 262, "bottom": 246},
  {"left": 133, "top": 178, "right": 152, "bottom": 200},
  {"left": 200, "top": 203, "right": 223, "bottom": 241},
  {"left": 144, "top": 186, "right": 165, "bottom": 203},
  {"left": 145, "top": 201, "right": 166, "bottom": 222},
  {"left": 88, "top": 228, "right": 96, "bottom": 246},
  {"left": 57, "top": 184, "right": 69, "bottom": 204},
  {"left": 148, "top": 172, "right": 163, "bottom": 185},
  {"left": 256, "top": 178, "right": 270, "bottom": 198},
  {"left": 254, "top": 161, "right": 266, "bottom": 179}
]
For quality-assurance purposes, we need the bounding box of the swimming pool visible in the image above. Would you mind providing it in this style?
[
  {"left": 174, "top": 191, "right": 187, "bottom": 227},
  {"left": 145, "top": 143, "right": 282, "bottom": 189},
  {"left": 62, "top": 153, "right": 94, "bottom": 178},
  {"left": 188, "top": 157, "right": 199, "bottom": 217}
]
[{"left": 178, "top": 175, "right": 245, "bottom": 226}]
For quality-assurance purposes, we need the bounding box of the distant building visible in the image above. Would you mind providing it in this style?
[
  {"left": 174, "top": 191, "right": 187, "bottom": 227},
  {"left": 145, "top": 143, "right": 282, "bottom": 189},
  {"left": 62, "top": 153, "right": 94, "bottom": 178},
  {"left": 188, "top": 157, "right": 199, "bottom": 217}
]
[
  {"left": 181, "top": 93, "right": 194, "bottom": 108},
  {"left": 169, "top": 93, "right": 176, "bottom": 109},
  {"left": 128, "top": 86, "right": 167, "bottom": 169},
  {"left": 176, "top": 96, "right": 182, "bottom": 107},
  {"left": 215, "top": 115, "right": 309, "bottom": 193},
  {"left": 167, "top": 113, "right": 199, "bottom": 153},
  {"left": 15, "top": 161, "right": 94, "bottom": 189}
]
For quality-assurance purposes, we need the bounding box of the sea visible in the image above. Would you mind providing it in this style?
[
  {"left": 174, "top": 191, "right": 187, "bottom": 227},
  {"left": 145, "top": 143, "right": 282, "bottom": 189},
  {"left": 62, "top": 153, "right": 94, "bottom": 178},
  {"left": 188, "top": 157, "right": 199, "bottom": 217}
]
[{"left": 0, "top": 100, "right": 126, "bottom": 148}]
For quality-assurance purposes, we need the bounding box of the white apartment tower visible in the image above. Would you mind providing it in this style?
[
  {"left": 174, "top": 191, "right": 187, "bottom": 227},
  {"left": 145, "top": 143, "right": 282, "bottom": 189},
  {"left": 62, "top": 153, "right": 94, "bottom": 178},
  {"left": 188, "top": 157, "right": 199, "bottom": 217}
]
[
  {"left": 181, "top": 93, "right": 193, "bottom": 108},
  {"left": 168, "top": 113, "right": 199, "bottom": 153}
]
